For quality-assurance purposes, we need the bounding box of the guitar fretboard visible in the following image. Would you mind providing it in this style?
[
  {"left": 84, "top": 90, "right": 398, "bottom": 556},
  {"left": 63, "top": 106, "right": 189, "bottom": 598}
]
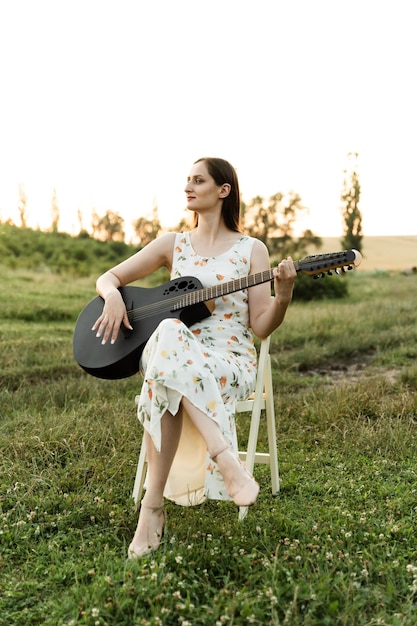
[
  {"left": 174, "top": 268, "right": 276, "bottom": 309},
  {"left": 172, "top": 249, "right": 358, "bottom": 310}
]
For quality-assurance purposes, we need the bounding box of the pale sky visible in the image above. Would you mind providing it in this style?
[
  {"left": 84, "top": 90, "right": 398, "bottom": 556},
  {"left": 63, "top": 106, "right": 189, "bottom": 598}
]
[{"left": 0, "top": 0, "right": 416, "bottom": 240}]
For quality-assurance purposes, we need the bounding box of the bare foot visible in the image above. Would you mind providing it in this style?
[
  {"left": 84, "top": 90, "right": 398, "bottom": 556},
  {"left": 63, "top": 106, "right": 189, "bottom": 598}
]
[{"left": 128, "top": 501, "right": 165, "bottom": 559}]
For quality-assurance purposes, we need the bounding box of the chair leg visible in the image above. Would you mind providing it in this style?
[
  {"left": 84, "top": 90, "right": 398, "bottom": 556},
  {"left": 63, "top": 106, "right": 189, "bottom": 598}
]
[
  {"left": 238, "top": 504, "right": 249, "bottom": 521},
  {"left": 265, "top": 355, "right": 279, "bottom": 494},
  {"left": 238, "top": 367, "right": 264, "bottom": 522},
  {"left": 132, "top": 437, "right": 147, "bottom": 508},
  {"left": 239, "top": 352, "right": 279, "bottom": 520}
]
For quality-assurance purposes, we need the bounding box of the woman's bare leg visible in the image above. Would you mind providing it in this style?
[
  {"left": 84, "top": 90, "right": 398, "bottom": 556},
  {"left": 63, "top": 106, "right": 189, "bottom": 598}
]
[
  {"left": 181, "top": 397, "right": 259, "bottom": 506},
  {"left": 128, "top": 410, "right": 182, "bottom": 558},
  {"left": 128, "top": 395, "right": 259, "bottom": 558}
]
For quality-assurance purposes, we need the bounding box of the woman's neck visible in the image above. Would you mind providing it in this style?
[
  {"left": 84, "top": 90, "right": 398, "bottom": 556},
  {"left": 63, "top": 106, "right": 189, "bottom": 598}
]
[{"left": 189, "top": 219, "right": 241, "bottom": 257}]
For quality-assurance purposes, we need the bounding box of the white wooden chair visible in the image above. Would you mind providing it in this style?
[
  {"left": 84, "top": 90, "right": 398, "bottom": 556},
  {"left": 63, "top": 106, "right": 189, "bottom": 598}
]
[
  {"left": 236, "top": 333, "right": 279, "bottom": 519},
  {"left": 132, "top": 333, "right": 279, "bottom": 521}
]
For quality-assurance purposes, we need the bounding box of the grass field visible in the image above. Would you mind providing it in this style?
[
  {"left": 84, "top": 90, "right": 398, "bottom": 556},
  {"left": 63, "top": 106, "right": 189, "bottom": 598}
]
[{"left": 1, "top": 264, "right": 417, "bottom": 625}]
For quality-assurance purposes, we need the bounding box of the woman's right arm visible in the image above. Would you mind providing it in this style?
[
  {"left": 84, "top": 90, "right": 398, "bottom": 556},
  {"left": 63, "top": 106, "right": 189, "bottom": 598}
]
[{"left": 93, "top": 232, "right": 176, "bottom": 345}]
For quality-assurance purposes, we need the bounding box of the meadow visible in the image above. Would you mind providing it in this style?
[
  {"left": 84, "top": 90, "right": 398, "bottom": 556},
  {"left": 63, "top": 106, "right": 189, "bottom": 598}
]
[{"left": 1, "top": 262, "right": 417, "bottom": 625}]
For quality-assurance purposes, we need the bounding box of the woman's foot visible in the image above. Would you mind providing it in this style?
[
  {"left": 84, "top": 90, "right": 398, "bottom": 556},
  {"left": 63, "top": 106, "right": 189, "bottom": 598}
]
[
  {"left": 211, "top": 445, "right": 259, "bottom": 506},
  {"left": 127, "top": 501, "right": 166, "bottom": 559}
]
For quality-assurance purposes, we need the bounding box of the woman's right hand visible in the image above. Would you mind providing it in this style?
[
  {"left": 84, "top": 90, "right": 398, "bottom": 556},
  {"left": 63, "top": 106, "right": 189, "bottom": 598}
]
[{"left": 91, "top": 289, "right": 133, "bottom": 345}]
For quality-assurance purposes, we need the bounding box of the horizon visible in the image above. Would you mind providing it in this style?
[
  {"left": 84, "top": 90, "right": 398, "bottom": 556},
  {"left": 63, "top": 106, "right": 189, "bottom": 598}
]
[{"left": 1, "top": 215, "right": 416, "bottom": 242}]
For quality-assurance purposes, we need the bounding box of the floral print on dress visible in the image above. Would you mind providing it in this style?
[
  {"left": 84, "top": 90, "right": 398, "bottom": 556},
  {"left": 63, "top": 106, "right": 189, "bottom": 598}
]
[{"left": 137, "top": 232, "right": 258, "bottom": 505}]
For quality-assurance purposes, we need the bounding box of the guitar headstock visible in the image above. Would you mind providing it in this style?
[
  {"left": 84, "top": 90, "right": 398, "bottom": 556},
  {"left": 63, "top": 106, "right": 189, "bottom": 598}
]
[{"left": 296, "top": 249, "right": 362, "bottom": 277}]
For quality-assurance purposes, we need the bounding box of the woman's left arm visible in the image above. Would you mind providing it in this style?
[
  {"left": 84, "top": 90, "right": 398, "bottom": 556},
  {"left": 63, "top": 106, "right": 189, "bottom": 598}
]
[{"left": 248, "top": 239, "right": 297, "bottom": 340}]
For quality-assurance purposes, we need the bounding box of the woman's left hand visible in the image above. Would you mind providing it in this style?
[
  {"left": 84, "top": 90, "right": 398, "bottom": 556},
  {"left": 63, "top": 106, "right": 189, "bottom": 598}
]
[{"left": 272, "top": 256, "right": 297, "bottom": 298}]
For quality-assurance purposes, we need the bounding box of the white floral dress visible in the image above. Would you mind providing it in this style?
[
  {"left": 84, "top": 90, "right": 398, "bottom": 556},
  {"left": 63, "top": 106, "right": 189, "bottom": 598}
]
[{"left": 137, "top": 232, "right": 258, "bottom": 504}]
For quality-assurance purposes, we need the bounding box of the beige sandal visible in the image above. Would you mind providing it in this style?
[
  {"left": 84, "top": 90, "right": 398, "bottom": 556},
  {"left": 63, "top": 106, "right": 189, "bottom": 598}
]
[
  {"left": 127, "top": 503, "right": 166, "bottom": 559},
  {"left": 211, "top": 445, "right": 259, "bottom": 507}
]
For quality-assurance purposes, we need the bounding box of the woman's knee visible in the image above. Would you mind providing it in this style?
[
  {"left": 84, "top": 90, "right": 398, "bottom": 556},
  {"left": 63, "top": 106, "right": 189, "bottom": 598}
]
[{"left": 157, "top": 317, "right": 184, "bottom": 332}]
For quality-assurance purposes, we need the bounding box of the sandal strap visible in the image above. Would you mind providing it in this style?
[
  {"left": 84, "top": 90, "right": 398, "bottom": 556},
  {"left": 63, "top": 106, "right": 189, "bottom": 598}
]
[{"left": 140, "top": 500, "right": 165, "bottom": 514}]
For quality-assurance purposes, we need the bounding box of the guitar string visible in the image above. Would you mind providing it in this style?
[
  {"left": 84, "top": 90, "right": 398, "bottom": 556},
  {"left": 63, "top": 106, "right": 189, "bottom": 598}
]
[
  {"left": 124, "top": 254, "right": 355, "bottom": 323},
  {"left": 125, "top": 270, "right": 276, "bottom": 323}
]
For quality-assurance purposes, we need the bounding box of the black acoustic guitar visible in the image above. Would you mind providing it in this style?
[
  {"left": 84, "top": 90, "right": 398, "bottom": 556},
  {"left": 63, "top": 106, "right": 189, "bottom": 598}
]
[{"left": 73, "top": 249, "right": 361, "bottom": 379}]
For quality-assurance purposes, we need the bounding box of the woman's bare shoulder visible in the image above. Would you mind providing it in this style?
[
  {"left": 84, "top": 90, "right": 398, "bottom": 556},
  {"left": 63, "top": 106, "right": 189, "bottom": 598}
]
[{"left": 250, "top": 237, "right": 270, "bottom": 268}]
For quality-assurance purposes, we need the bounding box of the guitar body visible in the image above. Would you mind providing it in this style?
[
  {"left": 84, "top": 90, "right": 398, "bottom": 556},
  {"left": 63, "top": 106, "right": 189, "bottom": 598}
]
[{"left": 73, "top": 277, "right": 212, "bottom": 379}]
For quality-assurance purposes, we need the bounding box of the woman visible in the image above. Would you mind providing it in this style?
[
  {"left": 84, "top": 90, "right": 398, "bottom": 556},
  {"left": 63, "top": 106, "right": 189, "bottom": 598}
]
[{"left": 93, "top": 157, "right": 297, "bottom": 558}]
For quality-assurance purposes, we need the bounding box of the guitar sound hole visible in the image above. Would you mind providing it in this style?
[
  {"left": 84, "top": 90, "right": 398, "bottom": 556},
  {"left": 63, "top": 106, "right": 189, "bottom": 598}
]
[{"left": 163, "top": 279, "right": 196, "bottom": 296}]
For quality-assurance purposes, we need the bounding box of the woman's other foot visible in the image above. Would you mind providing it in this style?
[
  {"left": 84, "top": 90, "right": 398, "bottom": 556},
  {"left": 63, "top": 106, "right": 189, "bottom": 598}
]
[{"left": 128, "top": 501, "right": 165, "bottom": 559}]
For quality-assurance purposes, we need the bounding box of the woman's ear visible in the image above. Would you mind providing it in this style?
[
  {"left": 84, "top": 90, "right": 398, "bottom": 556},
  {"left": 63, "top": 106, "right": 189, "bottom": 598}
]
[{"left": 219, "top": 183, "right": 231, "bottom": 198}]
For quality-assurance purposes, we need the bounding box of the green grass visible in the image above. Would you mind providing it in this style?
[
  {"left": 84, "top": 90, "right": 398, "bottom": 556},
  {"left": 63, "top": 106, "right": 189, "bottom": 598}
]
[{"left": 1, "top": 267, "right": 417, "bottom": 625}]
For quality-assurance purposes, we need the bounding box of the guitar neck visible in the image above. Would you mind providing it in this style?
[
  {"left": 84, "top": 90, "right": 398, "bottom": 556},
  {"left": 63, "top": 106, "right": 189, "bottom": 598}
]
[
  {"left": 173, "top": 249, "right": 360, "bottom": 310},
  {"left": 174, "top": 267, "right": 277, "bottom": 310}
]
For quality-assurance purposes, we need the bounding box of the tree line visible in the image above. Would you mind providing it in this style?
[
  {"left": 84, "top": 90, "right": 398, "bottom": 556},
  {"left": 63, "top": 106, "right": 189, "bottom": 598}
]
[{"left": 3, "top": 153, "right": 363, "bottom": 262}]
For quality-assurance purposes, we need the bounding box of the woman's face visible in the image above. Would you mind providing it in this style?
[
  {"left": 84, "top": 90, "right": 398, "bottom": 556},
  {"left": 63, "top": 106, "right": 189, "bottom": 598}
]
[{"left": 184, "top": 161, "right": 226, "bottom": 213}]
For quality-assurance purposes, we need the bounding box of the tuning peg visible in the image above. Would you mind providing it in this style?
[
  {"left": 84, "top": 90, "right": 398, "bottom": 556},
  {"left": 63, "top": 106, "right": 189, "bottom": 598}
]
[
  {"left": 335, "top": 269, "right": 340, "bottom": 275},
  {"left": 347, "top": 265, "right": 353, "bottom": 271},
  {"left": 327, "top": 270, "right": 332, "bottom": 276}
]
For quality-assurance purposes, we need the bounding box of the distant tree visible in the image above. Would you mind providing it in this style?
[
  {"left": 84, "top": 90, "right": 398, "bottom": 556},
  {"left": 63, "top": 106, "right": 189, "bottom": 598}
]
[
  {"left": 18, "top": 184, "right": 28, "bottom": 228},
  {"left": 175, "top": 215, "right": 193, "bottom": 232},
  {"left": 243, "top": 190, "right": 320, "bottom": 258},
  {"left": 132, "top": 204, "right": 162, "bottom": 246},
  {"left": 340, "top": 152, "right": 363, "bottom": 252},
  {"left": 50, "top": 188, "right": 60, "bottom": 232},
  {"left": 91, "top": 209, "right": 125, "bottom": 242},
  {"left": 76, "top": 208, "right": 90, "bottom": 238},
  {"left": 243, "top": 194, "right": 279, "bottom": 247}
]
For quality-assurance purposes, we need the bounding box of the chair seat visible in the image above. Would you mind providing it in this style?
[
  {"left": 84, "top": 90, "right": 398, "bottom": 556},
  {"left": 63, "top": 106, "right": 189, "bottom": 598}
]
[
  {"left": 238, "top": 451, "right": 271, "bottom": 464},
  {"left": 236, "top": 395, "right": 266, "bottom": 413}
]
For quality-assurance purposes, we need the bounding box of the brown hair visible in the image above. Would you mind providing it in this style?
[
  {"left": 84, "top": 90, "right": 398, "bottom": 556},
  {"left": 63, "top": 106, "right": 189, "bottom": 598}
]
[{"left": 191, "top": 157, "right": 241, "bottom": 232}]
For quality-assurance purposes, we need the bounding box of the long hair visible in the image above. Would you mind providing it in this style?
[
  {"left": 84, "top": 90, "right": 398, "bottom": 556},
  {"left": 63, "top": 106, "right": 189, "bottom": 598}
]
[{"left": 191, "top": 157, "right": 241, "bottom": 232}]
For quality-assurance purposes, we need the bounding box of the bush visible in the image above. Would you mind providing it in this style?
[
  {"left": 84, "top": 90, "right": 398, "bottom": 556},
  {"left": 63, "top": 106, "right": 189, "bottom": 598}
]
[
  {"left": 0, "top": 224, "right": 139, "bottom": 276},
  {"left": 293, "top": 270, "right": 349, "bottom": 301}
]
